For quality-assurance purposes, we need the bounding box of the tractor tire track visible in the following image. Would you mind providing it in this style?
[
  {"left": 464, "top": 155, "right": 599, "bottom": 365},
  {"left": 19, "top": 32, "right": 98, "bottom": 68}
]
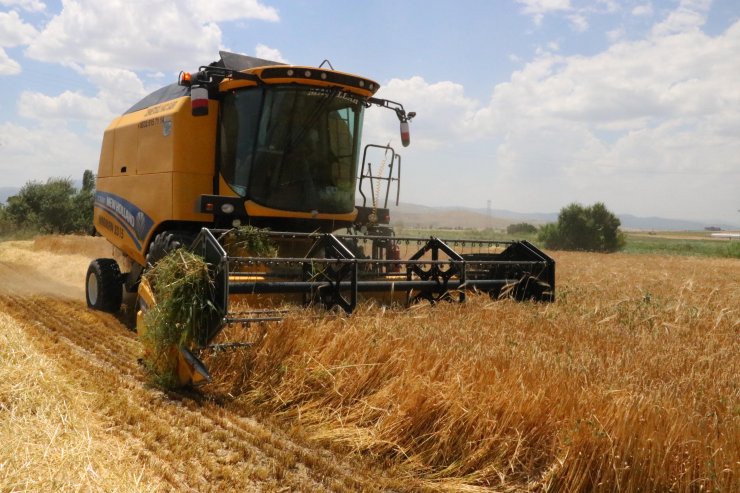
[{"left": 0, "top": 294, "right": 397, "bottom": 492}]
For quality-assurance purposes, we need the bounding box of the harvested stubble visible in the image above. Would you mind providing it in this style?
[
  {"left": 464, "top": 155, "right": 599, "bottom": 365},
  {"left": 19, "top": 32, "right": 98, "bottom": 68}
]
[
  {"left": 204, "top": 252, "right": 739, "bottom": 492},
  {"left": 0, "top": 311, "right": 160, "bottom": 492}
]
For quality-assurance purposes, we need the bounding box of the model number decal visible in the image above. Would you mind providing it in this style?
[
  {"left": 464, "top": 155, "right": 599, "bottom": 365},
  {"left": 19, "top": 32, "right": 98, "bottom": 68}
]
[
  {"left": 144, "top": 100, "right": 178, "bottom": 116},
  {"left": 97, "top": 214, "right": 124, "bottom": 239},
  {"left": 138, "top": 116, "right": 164, "bottom": 129}
]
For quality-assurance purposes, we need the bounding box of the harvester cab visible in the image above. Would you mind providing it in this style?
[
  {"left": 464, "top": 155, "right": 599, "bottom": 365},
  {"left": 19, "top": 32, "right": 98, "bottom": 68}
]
[{"left": 85, "top": 51, "right": 555, "bottom": 387}]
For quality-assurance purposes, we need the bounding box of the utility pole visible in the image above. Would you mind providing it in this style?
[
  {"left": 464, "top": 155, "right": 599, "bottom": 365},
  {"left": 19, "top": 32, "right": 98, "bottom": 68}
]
[{"left": 487, "top": 199, "right": 492, "bottom": 230}]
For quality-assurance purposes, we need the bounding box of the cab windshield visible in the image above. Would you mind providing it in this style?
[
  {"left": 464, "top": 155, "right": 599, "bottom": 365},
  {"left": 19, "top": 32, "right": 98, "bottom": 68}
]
[{"left": 220, "top": 86, "right": 364, "bottom": 213}]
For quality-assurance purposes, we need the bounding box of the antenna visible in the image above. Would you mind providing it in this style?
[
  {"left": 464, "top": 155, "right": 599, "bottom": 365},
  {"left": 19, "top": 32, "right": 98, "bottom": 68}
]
[{"left": 319, "top": 59, "right": 334, "bottom": 70}]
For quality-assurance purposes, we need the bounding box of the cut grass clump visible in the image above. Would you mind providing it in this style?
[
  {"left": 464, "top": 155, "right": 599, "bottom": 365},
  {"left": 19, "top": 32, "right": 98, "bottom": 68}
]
[
  {"left": 140, "top": 249, "right": 218, "bottom": 388},
  {"left": 222, "top": 225, "right": 277, "bottom": 257}
]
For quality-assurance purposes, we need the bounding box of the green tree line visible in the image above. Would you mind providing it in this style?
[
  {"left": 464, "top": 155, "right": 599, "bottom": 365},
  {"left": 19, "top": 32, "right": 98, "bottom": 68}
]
[
  {"left": 538, "top": 202, "right": 625, "bottom": 252},
  {"left": 0, "top": 170, "right": 95, "bottom": 236}
]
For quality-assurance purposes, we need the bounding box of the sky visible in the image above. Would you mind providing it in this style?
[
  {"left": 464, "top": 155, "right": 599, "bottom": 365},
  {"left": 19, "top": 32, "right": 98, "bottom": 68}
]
[{"left": 1, "top": 0, "right": 739, "bottom": 226}]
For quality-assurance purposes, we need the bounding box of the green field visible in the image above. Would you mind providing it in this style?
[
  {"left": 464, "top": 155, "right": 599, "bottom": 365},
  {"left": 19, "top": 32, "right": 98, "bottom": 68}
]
[
  {"left": 396, "top": 227, "right": 740, "bottom": 259},
  {"left": 623, "top": 231, "right": 740, "bottom": 258}
]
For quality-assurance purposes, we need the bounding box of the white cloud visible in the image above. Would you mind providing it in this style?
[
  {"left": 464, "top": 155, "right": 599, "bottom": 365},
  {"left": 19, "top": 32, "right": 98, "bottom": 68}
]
[
  {"left": 377, "top": 3, "right": 739, "bottom": 221},
  {"left": 186, "top": 0, "right": 278, "bottom": 23},
  {"left": 0, "top": 10, "right": 38, "bottom": 46},
  {"left": 516, "top": 0, "right": 571, "bottom": 12},
  {"left": 0, "top": 121, "right": 99, "bottom": 185},
  {"left": 81, "top": 65, "right": 148, "bottom": 114},
  {"left": 26, "top": 1, "right": 220, "bottom": 72},
  {"left": 24, "top": 0, "right": 279, "bottom": 74},
  {"left": 254, "top": 43, "right": 288, "bottom": 63},
  {"left": 461, "top": 11, "right": 740, "bottom": 221},
  {"left": 19, "top": 90, "right": 114, "bottom": 122},
  {"left": 568, "top": 14, "right": 588, "bottom": 32},
  {"left": 607, "top": 27, "right": 625, "bottom": 42},
  {"left": 632, "top": 2, "right": 653, "bottom": 17},
  {"left": 12, "top": 0, "right": 280, "bottom": 132},
  {"left": 517, "top": 0, "right": 571, "bottom": 25},
  {"left": 0, "top": 9, "right": 39, "bottom": 75},
  {"left": 651, "top": 0, "right": 710, "bottom": 37},
  {"left": 17, "top": 66, "right": 149, "bottom": 135},
  {"left": 0, "top": 0, "right": 45, "bottom": 12},
  {"left": 363, "top": 76, "right": 478, "bottom": 149},
  {"left": 474, "top": 17, "right": 740, "bottom": 131},
  {"left": 538, "top": 41, "right": 560, "bottom": 54},
  {"left": 0, "top": 47, "right": 21, "bottom": 74}
]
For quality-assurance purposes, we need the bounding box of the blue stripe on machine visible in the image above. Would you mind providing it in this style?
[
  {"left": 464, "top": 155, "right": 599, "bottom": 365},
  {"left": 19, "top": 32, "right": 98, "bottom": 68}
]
[{"left": 94, "top": 191, "right": 155, "bottom": 250}]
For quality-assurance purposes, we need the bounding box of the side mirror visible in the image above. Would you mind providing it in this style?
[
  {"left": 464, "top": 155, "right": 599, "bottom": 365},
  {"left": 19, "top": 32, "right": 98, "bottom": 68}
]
[
  {"left": 400, "top": 121, "right": 410, "bottom": 147},
  {"left": 191, "top": 86, "right": 209, "bottom": 117}
]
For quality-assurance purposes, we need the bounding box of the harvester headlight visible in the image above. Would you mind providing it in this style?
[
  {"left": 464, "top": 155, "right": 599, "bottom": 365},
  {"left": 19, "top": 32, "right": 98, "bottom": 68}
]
[
  {"left": 287, "top": 69, "right": 294, "bottom": 76},
  {"left": 320, "top": 72, "right": 327, "bottom": 80},
  {"left": 304, "top": 70, "right": 312, "bottom": 77},
  {"left": 221, "top": 203, "right": 235, "bottom": 214},
  {"left": 232, "top": 219, "right": 242, "bottom": 227}
]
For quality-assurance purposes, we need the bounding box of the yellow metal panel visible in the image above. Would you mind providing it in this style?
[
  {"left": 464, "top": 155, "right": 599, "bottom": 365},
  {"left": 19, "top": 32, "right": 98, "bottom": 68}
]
[
  {"left": 112, "top": 115, "right": 138, "bottom": 176},
  {"left": 97, "top": 120, "right": 116, "bottom": 178},
  {"left": 171, "top": 100, "right": 218, "bottom": 174},
  {"left": 172, "top": 172, "right": 213, "bottom": 222},
  {"left": 131, "top": 97, "right": 217, "bottom": 175},
  {"left": 136, "top": 112, "right": 174, "bottom": 175}
]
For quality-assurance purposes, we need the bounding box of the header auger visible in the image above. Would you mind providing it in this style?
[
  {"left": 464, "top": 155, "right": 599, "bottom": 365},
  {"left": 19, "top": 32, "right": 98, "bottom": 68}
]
[{"left": 85, "top": 51, "right": 555, "bottom": 386}]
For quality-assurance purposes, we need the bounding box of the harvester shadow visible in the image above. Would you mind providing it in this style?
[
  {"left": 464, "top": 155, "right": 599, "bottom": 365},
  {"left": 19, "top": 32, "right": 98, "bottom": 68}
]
[{"left": 116, "top": 291, "right": 138, "bottom": 331}]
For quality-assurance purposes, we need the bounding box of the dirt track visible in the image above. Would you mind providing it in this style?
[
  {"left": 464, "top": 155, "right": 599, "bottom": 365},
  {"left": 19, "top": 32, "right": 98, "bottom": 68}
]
[{"left": 0, "top": 239, "right": 400, "bottom": 492}]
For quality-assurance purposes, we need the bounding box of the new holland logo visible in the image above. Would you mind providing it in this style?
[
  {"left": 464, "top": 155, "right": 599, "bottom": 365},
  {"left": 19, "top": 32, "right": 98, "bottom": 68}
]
[
  {"left": 163, "top": 117, "right": 172, "bottom": 137},
  {"left": 135, "top": 211, "right": 147, "bottom": 240}
]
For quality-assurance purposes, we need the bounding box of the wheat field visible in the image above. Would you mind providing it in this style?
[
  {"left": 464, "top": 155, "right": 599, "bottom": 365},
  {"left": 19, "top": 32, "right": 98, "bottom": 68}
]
[
  {"left": 0, "top": 236, "right": 738, "bottom": 492},
  {"left": 209, "top": 251, "right": 740, "bottom": 491}
]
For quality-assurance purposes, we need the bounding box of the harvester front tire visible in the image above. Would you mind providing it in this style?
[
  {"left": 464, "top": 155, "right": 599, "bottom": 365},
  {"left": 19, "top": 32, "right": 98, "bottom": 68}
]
[
  {"left": 146, "top": 231, "right": 194, "bottom": 267},
  {"left": 86, "top": 258, "right": 123, "bottom": 313}
]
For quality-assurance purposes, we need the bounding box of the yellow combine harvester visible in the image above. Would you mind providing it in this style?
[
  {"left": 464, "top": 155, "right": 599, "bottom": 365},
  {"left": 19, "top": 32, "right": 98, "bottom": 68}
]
[{"left": 86, "top": 52, "right": 555, "bottom": 386}]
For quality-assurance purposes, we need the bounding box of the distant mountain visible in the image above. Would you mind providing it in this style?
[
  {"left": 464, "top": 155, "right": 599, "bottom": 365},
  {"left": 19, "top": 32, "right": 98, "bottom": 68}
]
[
  {"left": 390, "top": 203, "right": 739, "bottom": 231},
  {"left": 0, "top": 187, "right": 20, "bottom": 204},
  {"left": 388, "top": 203, "right": 549, "bottom": 230},
  {"left": 1, "top": 180, "right": 84, "bottom": 205},
  {"left": 615, "top": 214, "right": 731, "bottom": 231}
]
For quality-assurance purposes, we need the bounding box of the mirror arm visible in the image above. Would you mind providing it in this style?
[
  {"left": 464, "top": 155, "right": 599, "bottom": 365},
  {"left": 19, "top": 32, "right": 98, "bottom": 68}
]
[
  {"left": 367, "top": 97, "right": 415, "bottom": 123},
  {"left": 367, "top": 97, "right": 415, "bottom": 147}
]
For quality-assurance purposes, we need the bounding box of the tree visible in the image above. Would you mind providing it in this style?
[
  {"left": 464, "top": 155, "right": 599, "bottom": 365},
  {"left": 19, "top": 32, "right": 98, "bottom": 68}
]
[
  {"left": 538, "top": 202, "right": 625, "bottom": 252},
  {"left": 0, "top": 202, "right": 12, "bottom": 236},
  {"left": 3, "top": 171, "right": 96, "bottom": 235},
  {"left": 507, "top": 222, "right": 538, "bottom": 235},
  {"left": 72, "top": 169, "right": 96, "bottom": 232}
]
